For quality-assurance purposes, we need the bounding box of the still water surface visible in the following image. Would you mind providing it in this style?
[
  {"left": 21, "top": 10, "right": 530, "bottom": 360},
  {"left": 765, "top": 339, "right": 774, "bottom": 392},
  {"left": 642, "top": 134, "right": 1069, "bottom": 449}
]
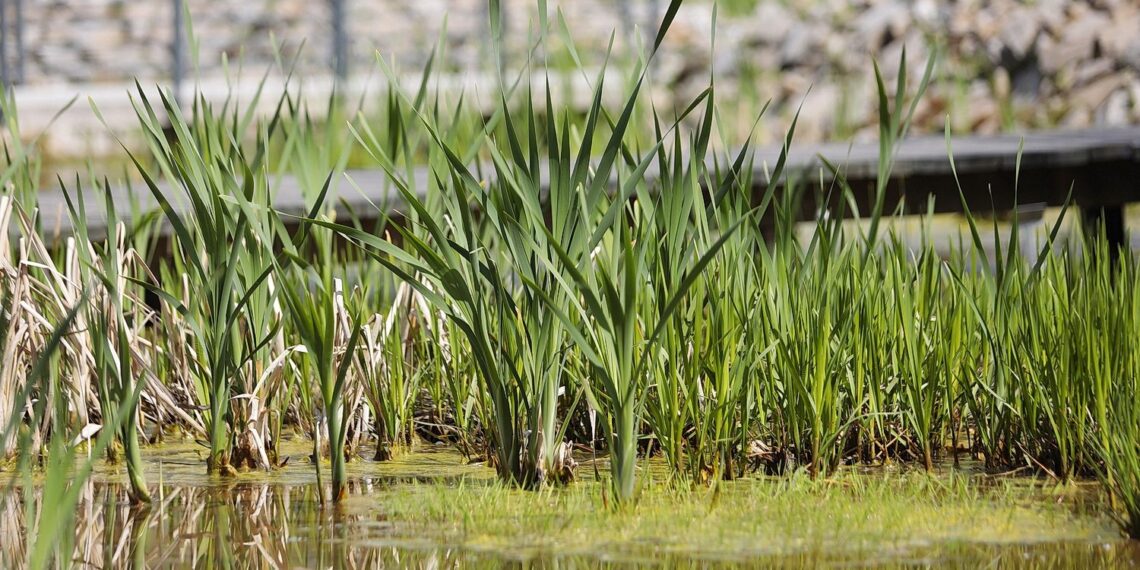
[{"left": 2, "top": 444, "right": 1138, "bottom": 568}]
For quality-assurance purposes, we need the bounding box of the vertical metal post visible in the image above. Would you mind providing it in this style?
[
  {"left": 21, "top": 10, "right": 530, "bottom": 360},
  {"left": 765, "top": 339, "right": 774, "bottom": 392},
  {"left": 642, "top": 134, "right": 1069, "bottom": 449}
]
[
  {"left": 482, "top": 2, "right": 492, "bottom": 72},
  {"left": 1083, "top": 205, "right": 1127, "bottom": 267},
  {"left": 172, "top": 0, "right": 185, "bottom": 106},
  {"left": 484, "top": 0, "right": 506, "bottom": 72},
  {"left": 648, "top": 0, "right": 661, "bottom": 43},
  {"left": 1, "top": 0, "right": 9, "bottom": 124},
  {"left": 13, "top": 0, "right": 23, "bottom": 83},
  {"left": 617, "top": 0, "right": 634, "bottom": 49},
  {"left": 331, "top": 0, "right": 347, "bottom": 82},
  {"left": 497, "top": 0, "right": 506, "bottom": 71}
]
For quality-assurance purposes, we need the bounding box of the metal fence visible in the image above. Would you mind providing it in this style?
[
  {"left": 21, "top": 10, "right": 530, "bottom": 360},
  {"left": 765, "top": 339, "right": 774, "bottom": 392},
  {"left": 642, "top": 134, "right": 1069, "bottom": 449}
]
[
  {"left": 0, "top": 0, "right": 23, "bottom": 121},
  {"left": 0, "top": 0, "right": 662, "bottom": 122},
  {"left": 1, "top": 0, "right": 347, "bottom": 121}
]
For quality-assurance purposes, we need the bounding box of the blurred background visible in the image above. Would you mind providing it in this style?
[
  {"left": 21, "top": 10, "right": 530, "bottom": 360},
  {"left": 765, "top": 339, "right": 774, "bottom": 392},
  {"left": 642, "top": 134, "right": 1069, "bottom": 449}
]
[{"left": 2, "top": 1, "right": 1138, "bottom": 160}]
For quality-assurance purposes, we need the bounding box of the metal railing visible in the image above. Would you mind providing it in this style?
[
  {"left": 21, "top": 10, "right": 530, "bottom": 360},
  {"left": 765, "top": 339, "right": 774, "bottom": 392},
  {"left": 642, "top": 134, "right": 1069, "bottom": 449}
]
[
  {"left": 0, "top": 0, "right": 661, "bottom": 120},
  {"left": 0, "top": 0, "right": 27, "bottom": 122}
]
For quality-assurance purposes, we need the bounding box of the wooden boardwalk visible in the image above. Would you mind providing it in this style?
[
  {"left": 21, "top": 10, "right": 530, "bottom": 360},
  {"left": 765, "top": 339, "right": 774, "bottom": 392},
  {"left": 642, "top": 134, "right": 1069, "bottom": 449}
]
[{"left": 31, "top": 125, "right": 1140, "bottom": 247}]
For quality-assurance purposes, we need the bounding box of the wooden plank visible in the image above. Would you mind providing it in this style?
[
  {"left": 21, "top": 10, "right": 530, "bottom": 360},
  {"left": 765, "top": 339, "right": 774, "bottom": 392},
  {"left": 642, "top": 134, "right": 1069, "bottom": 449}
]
[{"left": 28, "top": 125, "right": 1140, "bottom": 242}]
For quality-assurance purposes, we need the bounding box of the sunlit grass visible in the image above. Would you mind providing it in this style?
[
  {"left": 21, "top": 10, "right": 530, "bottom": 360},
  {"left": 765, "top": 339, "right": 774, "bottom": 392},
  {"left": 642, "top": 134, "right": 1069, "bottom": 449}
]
[
  {"left": 363, "top": 468, "right": 1116, "bottom": 560},
  {"left": 3, "top": 2, "right": 1140, "bottom": 562}
]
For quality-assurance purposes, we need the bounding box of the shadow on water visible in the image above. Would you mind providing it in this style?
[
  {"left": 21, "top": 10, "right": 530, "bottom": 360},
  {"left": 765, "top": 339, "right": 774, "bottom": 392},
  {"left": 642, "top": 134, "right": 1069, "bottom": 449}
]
[{"left": 2, "top": 446, "right": 1139, "bottom": 568}]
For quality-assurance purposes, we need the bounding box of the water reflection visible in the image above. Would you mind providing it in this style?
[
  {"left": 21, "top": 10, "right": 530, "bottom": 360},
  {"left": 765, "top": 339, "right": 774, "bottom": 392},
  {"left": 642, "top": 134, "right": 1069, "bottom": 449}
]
[{"left": 2, "top": 478, "right": 1140, "bottom": 568}]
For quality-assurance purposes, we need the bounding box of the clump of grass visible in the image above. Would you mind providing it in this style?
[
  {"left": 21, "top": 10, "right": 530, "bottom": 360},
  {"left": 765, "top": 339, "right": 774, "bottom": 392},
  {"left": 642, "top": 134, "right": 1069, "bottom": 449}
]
[
  {"left": 125, "top": 84, "right": 287, "bottom": 475},
  {"left": 275, "top": 228, "right": 364, "bottom": 503},
  {"left": 1093, "top": 252, "right": 1140, "bottom": 537},
  {"left": 1101, "top": 422, "right": 1140, "bottom": 539},
  {"left": 372, "top": 470, "right": 1114, "bottom": 559},
  {"left": 5, "top": 1, "right": 1140, "bottom": 543},
  {"left": 358, "top": 284, "right": 424, "bottom": 461},
  {"left": 1, "top": 281, "right": 140, "bottom": 567},
  {"left": 86, "top": 191, "right": 152, "bottom": 504}
]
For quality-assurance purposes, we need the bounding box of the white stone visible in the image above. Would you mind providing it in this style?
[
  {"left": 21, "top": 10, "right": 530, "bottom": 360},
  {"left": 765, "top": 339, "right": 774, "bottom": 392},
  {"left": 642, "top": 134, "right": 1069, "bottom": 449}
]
[
  {"left": 1099, "top": 88, "right": 1131, "bottom": 125},
  {"left": 852, "top": 0, "right": 910, "bottom": 50},
  {"left": 744, "top": 3, "right": 796, "bottom": 46},
  {"left": 997, "top": 8, "right": 1040, "bottom": 62}
]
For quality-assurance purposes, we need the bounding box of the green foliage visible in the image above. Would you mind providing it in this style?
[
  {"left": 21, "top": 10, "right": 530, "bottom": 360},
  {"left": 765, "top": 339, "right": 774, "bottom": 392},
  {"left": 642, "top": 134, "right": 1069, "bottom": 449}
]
[{"left": 5, "top": 1, "right": 1140, "bottom": 543}]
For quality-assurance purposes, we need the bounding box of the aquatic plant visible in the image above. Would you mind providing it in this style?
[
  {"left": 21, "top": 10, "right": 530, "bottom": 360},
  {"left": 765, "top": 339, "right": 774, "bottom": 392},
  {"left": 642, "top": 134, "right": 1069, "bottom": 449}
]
[
  {"left": 3, "top": 1, "right": 1140, "bottom": 541},
  {"left": 84, "top": 188, "right": 153, "bottom": 504},
  {"left": 276, "top": 225, "right": 364, "bottom": 503},
  {"left": 357, "top": 284, "right": 424, "bottom": 461}
]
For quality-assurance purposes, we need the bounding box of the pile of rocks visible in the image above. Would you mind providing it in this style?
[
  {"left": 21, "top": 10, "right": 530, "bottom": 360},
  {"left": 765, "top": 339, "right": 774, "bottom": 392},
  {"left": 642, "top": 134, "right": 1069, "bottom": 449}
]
[
  {"left": 14, "top": 0, "right": 332, "bottom": 83},
  {"left": 655, "top": 0, "right": 1140, "bottom": 142},
  {"left": 5, "top": 0, "right": 1139, "bottom": 150}
]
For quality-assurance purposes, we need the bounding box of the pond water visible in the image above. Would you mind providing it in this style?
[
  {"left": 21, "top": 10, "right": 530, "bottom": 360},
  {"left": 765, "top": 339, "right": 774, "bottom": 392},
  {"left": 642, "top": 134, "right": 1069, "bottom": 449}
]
[{"left": 2, "top": 443, "right": 1138, "bottom": 568}]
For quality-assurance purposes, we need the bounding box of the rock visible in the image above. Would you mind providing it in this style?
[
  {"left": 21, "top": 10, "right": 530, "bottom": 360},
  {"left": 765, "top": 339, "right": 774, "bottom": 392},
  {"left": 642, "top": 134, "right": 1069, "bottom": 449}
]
[
  {"left": 912, "top": 0, "right": 941, "bottom": 28},
  {"left": 794, "top": 84, "right": 840, "bottom": 142},
  {"left": 1011, "top": 62, "right": 1044, "bottom": 99},
  {"left": 781, "top": 24, "right": 824, "bottom": 69},
  {"left": 1098, "top": 6, "right": 1140, "bottom": 69},
  {"left": 877, "top": 30, "right": 929, "bottom": 83},
  {"left": 824, "top": 33, "right": 862, "bottom": 73},
  {"left": 1060, "top": 106, "right": 1092, "bottom": 129},
  {"left": 1072, "top": 73, "right": 1127, "bottom": 111},
  {"left": 779, "top": 70, "right": 812, "bottom": 101},
  {"left": 970, "top": 5, "right": 1001, "bottom": 45},
  {"left": 1074, "top": 58, "right": 1117, "bottom": 87},
  {"left": 1038, "top": 7, "right": 1109, "bottom": 73},
  {"left": 8, "top": 0, "right": 1140, "bottom": 159},
  {"left": 853, "top": 0, "right": 909, "bottom": 50},
  {"left": 993, "top": 67, "right": 1011, "bottom": 101},
  {"left": 1092, "top": 0, "right": 1124, "bottom": 10},
  {"left": 1131, "top": 83, "right": 1140, "bottom": 122},
  {"left": 966, "top": 80, "right": 1000, "bottom": 133},
  {"left": 997, "top": 8, "right": 1040, "bottom": 63},
  {"left": 742, "top": 3, "right": 795, "bottom": 46},
  {"left": 1099, "top": 89, "right": 1131, "bottom": 125},
  {"left": 1037, "top": 37, "right": 1084, "bottom": 76}
]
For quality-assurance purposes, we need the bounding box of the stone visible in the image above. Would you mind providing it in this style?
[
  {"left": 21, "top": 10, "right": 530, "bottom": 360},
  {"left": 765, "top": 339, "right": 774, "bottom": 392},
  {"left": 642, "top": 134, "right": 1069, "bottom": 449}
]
[
  {"left": 742, "top": 3, "right": 796, "bottom": 47},
  {"left": 824, "top": 33, "right": 862, "bottom": 73},
  {"left": 912, "top": 0, "right": 941, "bottom": 28},
  {"left": 877, "top": 31, "right": 929, "bottom": 83},
  {"left": 1035, "top": 0, "right": 1069, "bottom": 34},
  {"left": 1098, "top": 7, "right": 1140, "bottom": 69},
  {"left": 778, "top": 70, "right": 812, "bottom": 105},
  {"left": 781, "top": 24, "right": 823, "bottom": 69},
  {"left": 1099, "top": 89, "right": 1131, "bottom": 125},
  {"left": 966, "top": 80, "right": 1000, "bottom": 133},
  {"left": 993, "top": 67, "right": 1011, "bottom": 101},
  {"left": 6, "top": 0, "right": 1140, "bottom": 159},
  {"left": 852, "top": 0, "right": 909, "bottom": 50},
  {"left": 997, "top": 8, "right": 1040, "bottom": 63},
  {"left": 1037, "top": 36, "right": 1087, "bottom": 75},
  {"left": 1060, "top": 106, "right": 1092, "bottom": 129},
  {"left": 970, "top": 5, "right": 1001, "bottom": 45},
  {"left": 1011, "top": 62, "right": 1044, "bottom": 99},
  {"left": 1063, "top": 8, "right": 1110, "bottom": 56},
  {"left": 793, "top": 83, "right": 839, "bottom": 142},
  {"left": 1072, "top": 73, "right": 1126, "bottom": 111},
  {"left": 1078, "top": 60, "right": 1117, "bottom": 89},
  {"left": 1130, "top": 82, "right": 1140, "bottom": 121}
]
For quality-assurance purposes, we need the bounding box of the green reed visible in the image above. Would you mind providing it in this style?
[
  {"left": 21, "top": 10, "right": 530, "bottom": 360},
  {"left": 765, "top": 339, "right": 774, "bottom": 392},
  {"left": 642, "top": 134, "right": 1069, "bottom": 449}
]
[{"left": 5, "top": 0, "right": 1140, "bottom": 540}]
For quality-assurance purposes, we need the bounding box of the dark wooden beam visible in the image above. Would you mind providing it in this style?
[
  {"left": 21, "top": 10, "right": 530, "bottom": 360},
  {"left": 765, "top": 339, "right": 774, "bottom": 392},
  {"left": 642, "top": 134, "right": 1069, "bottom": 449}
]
[{"left": 26, "top": 126, "right": 1140, "bottom": 253}]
